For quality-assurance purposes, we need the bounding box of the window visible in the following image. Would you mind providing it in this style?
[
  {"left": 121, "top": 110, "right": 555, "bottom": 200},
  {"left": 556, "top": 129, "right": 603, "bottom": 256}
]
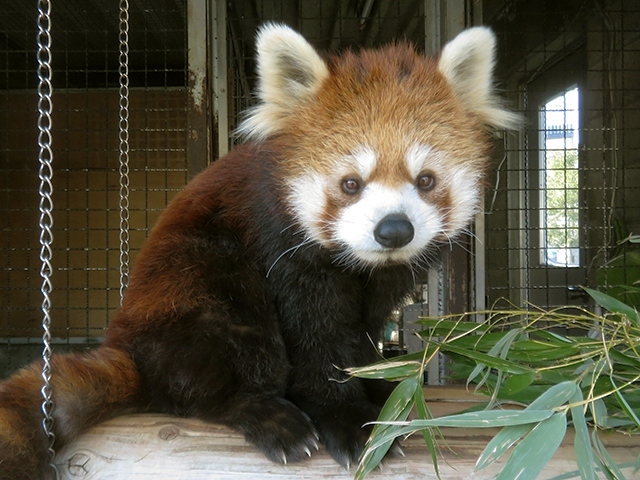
[{"left": 539, "top": 87, "right": 580, "bottom": 267}]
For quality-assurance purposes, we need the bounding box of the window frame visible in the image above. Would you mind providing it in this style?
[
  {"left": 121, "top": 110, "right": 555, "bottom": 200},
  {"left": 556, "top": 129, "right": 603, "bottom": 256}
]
[{"left": 538, "top": 86, "right": 581, "bottom": 268}]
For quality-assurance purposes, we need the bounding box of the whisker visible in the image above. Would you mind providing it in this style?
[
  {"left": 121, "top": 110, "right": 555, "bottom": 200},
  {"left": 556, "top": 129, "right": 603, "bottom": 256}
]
[
  {"left": 436, "top": 232, "right": 475, "bottom": 257},
  {"left": 442, "top": 231, "right": 454, "bottom": 250},
  {"left": 459, "top": 227, "right": 480, "bottom": 243},
  {"left": 408, "top": 263, "right": 417, "bottom": 285},
  {"left": 266, "top": 235, "right": 313, "bottom": 278},
  {"left": 279, "top": 223, "right": 298, "bottom": 234}
]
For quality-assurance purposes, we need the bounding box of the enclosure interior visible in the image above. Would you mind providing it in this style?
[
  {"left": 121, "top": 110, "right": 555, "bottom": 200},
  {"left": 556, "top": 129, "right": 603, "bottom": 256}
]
[{"left": 1, "top": 0, "right": 639, "bottom": 378}]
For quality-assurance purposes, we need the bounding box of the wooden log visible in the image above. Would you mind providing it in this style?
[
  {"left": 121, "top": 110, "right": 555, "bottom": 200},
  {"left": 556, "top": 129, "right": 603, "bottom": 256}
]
[{"left": 54, "top": 388, "right": 640, "bottom": 479}]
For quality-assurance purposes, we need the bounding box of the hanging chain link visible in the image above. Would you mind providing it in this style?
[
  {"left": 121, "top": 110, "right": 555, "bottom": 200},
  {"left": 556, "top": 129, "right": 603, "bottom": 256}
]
[
  {"left": 36, "top": 0, "right": 59, "bottom": 477},
  {"left": 118, "top": 0, "right": 131, "bottom": 303}
]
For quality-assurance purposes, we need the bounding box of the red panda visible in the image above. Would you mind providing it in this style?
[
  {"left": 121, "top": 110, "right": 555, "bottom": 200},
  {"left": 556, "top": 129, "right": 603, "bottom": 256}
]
[{"left": 0, "top": 24, "right": 518, "bottom": 479}]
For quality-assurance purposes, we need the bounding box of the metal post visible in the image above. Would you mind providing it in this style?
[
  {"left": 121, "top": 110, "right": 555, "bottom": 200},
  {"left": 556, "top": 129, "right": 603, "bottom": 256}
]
[
  {"left": 423, "top": 0, "right": 477, "bottom": 385},
  {"left": 210, "top": 0, "right": 228, "bottom": 158},
  {"left": 424, "top": 0, "right": 442, "bottom": 55},
  {"left": 473, "top": 2, "right": 486, "bottom": 320},
  {"left": 187, "top": 0, "right": 209, "bottom": 177},
  {"left": 475, "top": 197, "right": 487, "bottom": 315}
]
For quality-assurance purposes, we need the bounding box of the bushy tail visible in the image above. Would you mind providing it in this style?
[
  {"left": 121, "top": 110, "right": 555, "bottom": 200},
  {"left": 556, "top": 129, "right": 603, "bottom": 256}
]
[{"left": 0, "top": 346, "right": 142, "bottom": 480}]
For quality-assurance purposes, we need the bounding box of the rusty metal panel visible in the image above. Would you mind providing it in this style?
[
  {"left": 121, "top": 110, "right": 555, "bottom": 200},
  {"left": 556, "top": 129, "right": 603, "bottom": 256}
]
[
  {"left": 211, "top": 0, "right": 229, "bottom": 158},
  {"left": 187, "top": 0, "right": 210, "bottom": 178}
]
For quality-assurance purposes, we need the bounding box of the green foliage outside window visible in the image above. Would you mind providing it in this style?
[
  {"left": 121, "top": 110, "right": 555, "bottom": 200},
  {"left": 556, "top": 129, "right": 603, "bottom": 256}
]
[{"left": 544, "top": 148, "right": 580, "bottom": 252}]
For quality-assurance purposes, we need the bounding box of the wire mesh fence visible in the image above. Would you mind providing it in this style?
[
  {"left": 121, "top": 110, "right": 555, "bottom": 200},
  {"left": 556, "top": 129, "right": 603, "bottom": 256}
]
[
  {"left": 1, "top": 0, "right": 638, "bottom": 379},
  {"left": 484, "top": 0, "right": 640, "bottom": 311},
  {"left": 0, "top": 1, "right": 190, "bottom": 376}
]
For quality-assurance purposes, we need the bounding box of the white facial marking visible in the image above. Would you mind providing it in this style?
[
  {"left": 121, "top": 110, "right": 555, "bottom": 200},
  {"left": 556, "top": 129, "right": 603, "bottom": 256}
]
[
  {"left": 406, "top": 143, "right": 451, "bottom": 178},
  {"left": 342, "top": 145, "right": 376, "bottom": 180},
  {"left": 333, "top": 182, "right": 444, "bottom": 265},
  {"left": 405, "top": 142, "right": 481, "bottom": 233},
  {"left": 406, "top": 143, "right": 433, "bottom": 178},
  {"left": 286, "top": 144, "right": 482, "bottom": 269},
  {"left": 446, "top": 170, "right": 481, "bottom": 231},
  {"left": 287, "top": 173, "right": 327, "bottom": 241}
]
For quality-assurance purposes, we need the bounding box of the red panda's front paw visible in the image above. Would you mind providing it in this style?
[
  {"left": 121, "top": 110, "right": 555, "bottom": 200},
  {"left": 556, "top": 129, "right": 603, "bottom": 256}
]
[
  {"left": 251, "top": 422, "right": 320, "bottom": 465},
  {"left": 312, "top": 405, "right": 382, "bottom": 470},
  {"left": 320, "top": 419, "right": 404, "bottom": 471},
  {"left": 320, "top": 423, "right": 370, "bottom": 470},
  {"left": 234, "top": 397, "right": 320, "bottom": 464}
]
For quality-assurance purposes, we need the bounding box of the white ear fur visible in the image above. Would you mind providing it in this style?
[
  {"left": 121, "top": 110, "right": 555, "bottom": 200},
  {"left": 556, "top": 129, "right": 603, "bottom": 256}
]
[
  {"left": 236, "top": 23, "right": 329, "bottom": 140},
  {"left": 438, "top": 27, "right": 520, "bottom": 130}
]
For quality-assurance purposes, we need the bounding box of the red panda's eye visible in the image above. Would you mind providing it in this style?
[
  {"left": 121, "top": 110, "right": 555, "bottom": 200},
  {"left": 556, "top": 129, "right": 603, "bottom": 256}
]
[
  {"left": 342, "top": 178, "right": 361, "bottom": 195},
  {"left": 417, "top": 173, "right": 436, "bottom": 191}
]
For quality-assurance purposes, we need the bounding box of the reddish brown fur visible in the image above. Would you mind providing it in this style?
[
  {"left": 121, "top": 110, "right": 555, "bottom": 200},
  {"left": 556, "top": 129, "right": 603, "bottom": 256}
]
[
  {"left": 274, "top": 43, "right": 490, "bottom": 184},
  {"left": 0, "top": 347, "right": 141, "bottom": 480},
  {"left": 106, "top": 145, "right": 266, "bottom": 329}
]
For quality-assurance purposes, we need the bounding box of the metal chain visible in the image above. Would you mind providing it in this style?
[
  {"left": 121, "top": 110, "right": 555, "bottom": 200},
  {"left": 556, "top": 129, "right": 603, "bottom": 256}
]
[
  {"left": 36, "top": 0, "right": 59, "bottom": 477},
  {"left": 118, "top": 0, "right": 131, "bottom": 303}
]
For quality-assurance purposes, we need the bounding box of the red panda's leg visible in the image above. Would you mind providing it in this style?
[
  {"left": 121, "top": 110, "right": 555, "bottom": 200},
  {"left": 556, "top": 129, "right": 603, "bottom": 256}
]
[
  {"left": 264, "top": 259, "right": 414, "bottom": 469},
  {"left": 121, "top": 303, "right": 321, "bottom": 465},
  {"left": 217, "top": 394, "right": 320, "bottom": 464},
  {"left": 288, "top": 375, "right": 384, "bottom": 468},
  {"left": 0, "top": 347, "right": 142, "bottom": 480}
]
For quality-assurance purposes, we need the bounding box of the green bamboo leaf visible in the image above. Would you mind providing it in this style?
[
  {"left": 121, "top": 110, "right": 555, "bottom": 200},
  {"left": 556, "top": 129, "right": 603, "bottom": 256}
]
[
  {"left": 535, "top": 329, "right": 577, "bottom": 344},
  {"left": 581, "top": 358, "right": 611, "bottom": 391},
  {"left": 435, "top": 342, "right": 533, "bottom": 375},
  {"left": 508, "top": 339, "right": 580, "bottom": 362},
  {"left": 592, "top": 430, "right": 627, "bottom": 480},
  {"left": 526, "top": 381, "right": 578, "bottom": 410},
  {"left": 583, "top": 286, "right": 640, "bottom": 326},
  {"left": 606, "top": 418, "right": 638, "bottom": 428},
  {"left": 406, "top": 409, "right": 554, "bottom": 428},
  {"left": 361, "top": 410, "right": 555, "bottom": 454},
  {"left": 611, "top": 378, "right": 640, "bottom": 429},
  {"left": 549, "top": 460, "right": 640, "bottom": 479},
  {"left": 503, "top": 371, "right": 536, "bottom": 396},
  {"left": 468, "top": 361, "right": 489, "bottom": 387},
  {"left": 413, "top": 386, "right": 442, "bottom": 480},
  {"left": 346, "top": 360, "right": 422, "bottom": 381},
  {"left": 569, "top": 388, "right": 597, "bottom": 480},
  {"left": 512, "top": 339, "right": 573, "bottom": 351},
  {"left": 476, "top": 382, "right": 578, "bottom": 471},
  {"left": 366, "top": 410, "right": 556, "bottom": 452},
  {"left": 496, "top": 412, "right": 567, "bottom": 480},
  {"left": 609, "top": 349, "right": 640, "bottom": 369},
  {"left": 469, "top": 359, "right": 497, "bottom": 393},
  {"left": 590, "top": 398, "right": 609, "bottom": 429},
  {"left": 593, "top": 455, "right": 619, "bottom": 480},
  {"left": 356, "top": 377, "right": 418, "bottom": 479},
  {"left": 541, "top": 369, "right": 583, "bottom": 387},
  {"left": 444, "top": 331, "right": 515, "bottom": 351},
  {"left": 616, "top": 284, "right": 640, "bottom": 293},
  {"left": 468, "top": 328, "right": 522, "bottom": 388},
  {"left": 374, "top": 377, "right": 419, "bottom": 425},
  {"left": 475, "top": 423, "right": 533, "bottom": 470}
]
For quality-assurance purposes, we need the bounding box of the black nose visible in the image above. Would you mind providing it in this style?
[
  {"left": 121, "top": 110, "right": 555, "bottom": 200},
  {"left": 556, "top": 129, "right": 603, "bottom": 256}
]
[{"left": 373, "top": 213, "right": 414, "bottom": 249}]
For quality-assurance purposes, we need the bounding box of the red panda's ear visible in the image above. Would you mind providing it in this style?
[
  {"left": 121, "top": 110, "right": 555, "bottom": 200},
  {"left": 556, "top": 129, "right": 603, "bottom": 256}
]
[
  {"left": 237, "top": 23, "right": 329, "bottom": 141},
  {"left": 437, "top": 27, "right": 521, "bottom": 130}
]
